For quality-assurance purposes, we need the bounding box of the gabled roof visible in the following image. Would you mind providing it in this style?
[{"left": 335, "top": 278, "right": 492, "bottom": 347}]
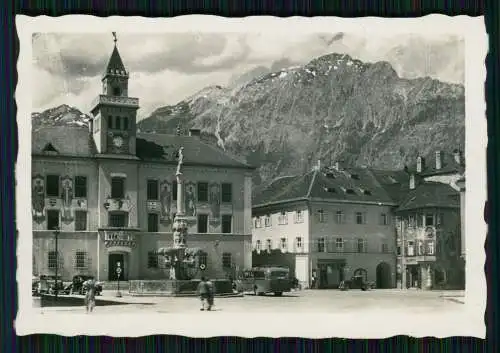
[
  {"left": 308, "top": 167, "right": 395, "bottom": 204},
  {"left": 396, "top": 182, "right": 460, "bottom": 212},
  {"left": 252, "top": 172, "right": 315, "bottom": 206},
  {"left": 104, "top": 45, "right": 127, "bottom": 76},
  {"left": 136, "top": 133, "right": 253, "bottom": 169},
  {"left": 32, "top": 126, "right": 97, "bottom": 157},
  {"left": 253, "top": 166, "right": 398, "bottom": 208},
  {"left": 407, "top": 150, "right": 465, "bottom": 177}
]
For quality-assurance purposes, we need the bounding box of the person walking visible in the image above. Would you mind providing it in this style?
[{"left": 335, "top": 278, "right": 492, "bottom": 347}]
[
  {"left": 197, "top": 277, "right": 210, "bottom": 311},
  {"left": 83, "top": 278, "right": 97, "bottom": 313}
]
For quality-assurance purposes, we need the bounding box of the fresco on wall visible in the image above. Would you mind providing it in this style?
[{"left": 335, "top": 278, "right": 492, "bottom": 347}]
[
  {"left": 159, "top": 180, "right": 172, "bottom": 224},
  {"left": 209, "top": 182, "right": 220, "bottom": 226},
  {"left": 32, "top": 174, "right": 45, "bottom": 223},
  {"left": 60, "top": 175, "right": 74, "bottom": 223},
  {"left": 185, "top": 181, "right": 197, "bottom": 217}
]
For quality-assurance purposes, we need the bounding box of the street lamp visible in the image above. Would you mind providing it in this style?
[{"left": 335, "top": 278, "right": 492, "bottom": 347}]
[
  {"left": 53, "top": 226, "right": 60, "bottom": 298},
  {"left": 116, "top": 261, "right": 122, "bottom": 298}
]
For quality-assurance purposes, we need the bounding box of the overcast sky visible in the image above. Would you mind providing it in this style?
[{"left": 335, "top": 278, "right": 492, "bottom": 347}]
[{"left": 32, "top": 32, "right": 464, "bottom": 119}]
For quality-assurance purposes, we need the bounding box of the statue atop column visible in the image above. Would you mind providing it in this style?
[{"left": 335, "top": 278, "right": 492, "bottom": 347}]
[
  {"left": 156, "top": 146, "right": 202, "bottom": 280},
  {"left": 176, "top": 147, "right": 184, "bottom": 177}
]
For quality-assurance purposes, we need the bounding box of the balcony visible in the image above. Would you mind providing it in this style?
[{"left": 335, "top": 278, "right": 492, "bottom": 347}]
[
  {"left": 91, "top": 95, "right": 139, "bottom": 109},
  {"left": 397, "top": 225, "right": 437, "bottom": 240},
  {"left": 98, "top": 227, "right": 139, "bottom": 252},
  {"left": 399, "top": 255, "right": 437, "bottom": 265}
]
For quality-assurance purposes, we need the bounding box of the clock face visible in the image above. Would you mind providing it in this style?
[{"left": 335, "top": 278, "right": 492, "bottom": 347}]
[{"left": 113, "top": 136, "right": 124, "bottom": 148}]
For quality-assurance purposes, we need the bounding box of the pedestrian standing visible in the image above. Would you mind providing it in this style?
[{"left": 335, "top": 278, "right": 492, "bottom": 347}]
[
  {"left": 206, "top": 278, "right": 215, "bottom": 311},
  {"left": 197, "top": 276, "right": 209, "bottom": 311},
  {"left": 83, "top": 279, "right": 97, "bottom": 313}
]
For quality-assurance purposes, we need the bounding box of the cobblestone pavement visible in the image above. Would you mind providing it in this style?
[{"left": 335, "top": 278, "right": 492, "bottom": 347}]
[{"left": 37, "top": 289, "right": 464, "bottom": 315}]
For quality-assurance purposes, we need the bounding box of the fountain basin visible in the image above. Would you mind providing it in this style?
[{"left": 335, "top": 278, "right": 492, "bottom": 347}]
[{"left": 129, "top": 279, "right": 234, "bottom": 297}]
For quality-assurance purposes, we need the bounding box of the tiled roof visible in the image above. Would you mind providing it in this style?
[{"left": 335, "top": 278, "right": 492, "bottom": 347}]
[
  {"left": 252, "top": 172, "right": 314, "bottom": 206},
  {"left": 31, "top": 127, "right": 254, "bottom": 169},
  {"left": 369, "top": 169, "right": 412, "bottom": 204},
  {"left": 32, "top": 126, "right": 97, "bottom": 157},
  {"left": 253, "top": 165, "right": 460, "bottom": 211},
  {"left": 407, "top": 151, "right": 465, "bottom": 177},
  {"left": 396, "top": 182, "right": 460, "bottom": 212},
  {"left": 308, "top": 167, "right": 395, "bottom": 204},
  {"left": 253, "top": 166, "right": 398, "bottom": 207},
  {"left": 136, "top": 133, "right": 253, "bottom": 169}
]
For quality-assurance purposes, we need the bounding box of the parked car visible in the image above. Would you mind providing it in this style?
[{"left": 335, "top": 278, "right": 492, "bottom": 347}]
[
  {"left": 33, "top": 275, "right": 66, "bottom": 295},
  {"left": 63, "top": 275, "right": 103, "bottom": 296},
  {"left": 339, "top": 275, "right": 375, "bottom": 291}
]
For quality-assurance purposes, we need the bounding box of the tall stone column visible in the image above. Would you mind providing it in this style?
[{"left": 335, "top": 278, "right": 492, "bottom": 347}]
[{"left": 173, "top": 172, "right": 187, "bottom": 249}]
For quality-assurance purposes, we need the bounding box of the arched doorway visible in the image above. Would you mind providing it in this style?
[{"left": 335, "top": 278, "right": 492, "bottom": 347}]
[
  {"left": 376, "top": 262, "right": 392, "bottom": 289},
  {"left": 353, "top": 268, "right": 368, "bottom": 282}
]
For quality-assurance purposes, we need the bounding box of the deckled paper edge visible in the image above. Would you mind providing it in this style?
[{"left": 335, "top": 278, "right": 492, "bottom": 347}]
[{"left": 14, "top": 14, "right": 487, "bottom": 338}]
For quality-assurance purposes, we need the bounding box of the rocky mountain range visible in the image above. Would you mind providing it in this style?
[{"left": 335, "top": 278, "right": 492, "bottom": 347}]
[
  {"left": 32, "top": 104, "right": 91, "bottom": 132},
  {"left": 32, "top": 52, "right": 465, "bottom": 185}
]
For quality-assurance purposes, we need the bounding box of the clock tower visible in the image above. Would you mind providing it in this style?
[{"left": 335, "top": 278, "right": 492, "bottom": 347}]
[{"left": 90, "top": 33, "right": 139, "bottom": 156}]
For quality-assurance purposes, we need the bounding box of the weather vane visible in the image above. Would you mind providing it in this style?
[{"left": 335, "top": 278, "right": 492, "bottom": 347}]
[{"left": 112, "top": 32, "right": 117, "bottom": 45}]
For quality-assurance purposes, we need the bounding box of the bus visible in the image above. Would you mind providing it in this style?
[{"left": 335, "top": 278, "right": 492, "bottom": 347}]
[{"left": 236, "top": 266, "right": 293, "bottom": 296}]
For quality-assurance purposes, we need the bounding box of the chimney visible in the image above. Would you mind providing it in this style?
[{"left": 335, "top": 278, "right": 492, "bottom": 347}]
[
  {"left": 409, "top": 173, "right": 416, "bottom": 190},
  {"left": 416, "top": 156, "right": 425, "bottom": 173},
  {"left": 453, "top": 149, "right": 462, "bottom": 164},
  {"left": 435, "top": 150, "right": 442, "bottom": 170},
  {"left": 189, "top": 128, "right": 201, "bottom": 137}
]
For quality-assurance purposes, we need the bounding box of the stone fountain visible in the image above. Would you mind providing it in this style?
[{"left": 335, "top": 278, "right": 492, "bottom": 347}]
[
  {"left": 156, "top": 147, "right": 203, "bottom": 281},
  {"left": 128, "top": 147, "right": 234, "bottom": 296}
]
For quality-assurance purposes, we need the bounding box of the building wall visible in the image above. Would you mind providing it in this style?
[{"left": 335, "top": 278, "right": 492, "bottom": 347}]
[
  {"left": 251, "top": 201, "right": 397, "bottom": 288},
  {"left": 252, "top": 202, "right": 310, "bottom": 253},
  {"left": 33, "top": 231, "right": 251, "bottom": 281},
  {"left": 137, "top": 164, "right": 250, "bottom": 235},
  {"left": 139, "top": 233, "right": 251, "bottom": 280},
  {"left": 309, "top": 201, "right": 395, "bottom": 255},
  {"left": 395, "top": 207, "right": 463, "bottom": 289},
  {"left": 33, "top": 231, "right": 99, "bottom": 279},
  {"left": 32, "top": 158, "right": 99, "bottom": 231},
  {"left": 32, "top": 156, "right": 253, "bottom": 281},
  {"left": 98, "top": 160, "right": 140, "bottom": 228}
]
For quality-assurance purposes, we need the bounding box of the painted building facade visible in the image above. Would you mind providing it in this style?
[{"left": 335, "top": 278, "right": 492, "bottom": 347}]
[
  {"left": 392, "top": 150, "right": 465, "bottom": 290},
  {"left": 32, "top": 39, "right": 254, "bottom": 282}
]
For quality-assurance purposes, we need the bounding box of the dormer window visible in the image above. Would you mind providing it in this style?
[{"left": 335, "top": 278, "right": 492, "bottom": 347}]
[
  {"left": 359, "top": 188, "right": 371, "bottom": 195},
  {"left": 42, "top": 143, "right": 58, "bottom": 154}
]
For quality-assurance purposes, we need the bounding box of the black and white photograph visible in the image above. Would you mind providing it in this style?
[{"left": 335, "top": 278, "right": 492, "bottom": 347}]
[{"left": 15, "top": 15, "right": 486, "bottom": 338}]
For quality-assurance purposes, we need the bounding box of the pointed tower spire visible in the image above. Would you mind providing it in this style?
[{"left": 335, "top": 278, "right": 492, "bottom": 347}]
[{"left": 104, "top": 32, "right": 127, "bottom": 77}]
